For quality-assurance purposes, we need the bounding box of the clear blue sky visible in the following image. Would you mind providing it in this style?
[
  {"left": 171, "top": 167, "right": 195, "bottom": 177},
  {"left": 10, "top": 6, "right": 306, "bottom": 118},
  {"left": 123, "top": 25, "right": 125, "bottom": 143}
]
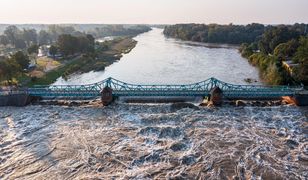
[{"left": 0, "top": 0, "right": 307, "bottom": 24}]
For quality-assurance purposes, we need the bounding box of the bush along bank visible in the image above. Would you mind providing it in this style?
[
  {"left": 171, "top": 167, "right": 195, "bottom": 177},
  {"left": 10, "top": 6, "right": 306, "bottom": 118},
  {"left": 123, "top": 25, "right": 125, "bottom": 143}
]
[{"left": 239, "top": 25, "right": 308, "bottom": 86}]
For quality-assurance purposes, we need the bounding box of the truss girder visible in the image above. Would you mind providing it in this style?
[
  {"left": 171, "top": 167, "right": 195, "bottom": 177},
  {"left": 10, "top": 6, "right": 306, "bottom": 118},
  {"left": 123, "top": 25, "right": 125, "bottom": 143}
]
[{"left": 9, "top": 77, "right": 299, "bottom": 99}]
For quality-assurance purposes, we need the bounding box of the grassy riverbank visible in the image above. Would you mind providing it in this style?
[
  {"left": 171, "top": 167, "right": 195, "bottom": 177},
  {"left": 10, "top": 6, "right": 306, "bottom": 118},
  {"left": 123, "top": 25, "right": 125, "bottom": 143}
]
[{"left": 26, "top": 37, "right": 137, "bottom": 86}]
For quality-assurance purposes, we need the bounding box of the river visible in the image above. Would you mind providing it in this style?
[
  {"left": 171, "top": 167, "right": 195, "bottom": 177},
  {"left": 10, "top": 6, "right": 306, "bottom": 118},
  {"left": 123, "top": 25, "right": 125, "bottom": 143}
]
[
  {"left": 1, "top": 28, "right": 307, "bottom": 179},
  {"left": 54, "top": 28, "right": 260, "bottom": 85}
]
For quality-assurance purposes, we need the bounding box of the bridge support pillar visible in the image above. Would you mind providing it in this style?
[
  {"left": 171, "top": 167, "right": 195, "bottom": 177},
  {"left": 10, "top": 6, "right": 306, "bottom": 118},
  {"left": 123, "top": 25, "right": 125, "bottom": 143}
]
[
  {"left": 209, "top": 87, "right": 223, "bottom": 106},
  {"left": 101, "top": 87, "right": 113, "bottom": 106},
  {"left": 290, "top": 93, "right": 308, "bottom": 106}
]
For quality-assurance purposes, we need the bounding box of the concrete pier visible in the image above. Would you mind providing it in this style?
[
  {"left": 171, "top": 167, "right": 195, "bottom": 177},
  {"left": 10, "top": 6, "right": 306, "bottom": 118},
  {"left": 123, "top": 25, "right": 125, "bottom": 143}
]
[{"left": 293, "top": 91, "right": 308, "bottom": 106}]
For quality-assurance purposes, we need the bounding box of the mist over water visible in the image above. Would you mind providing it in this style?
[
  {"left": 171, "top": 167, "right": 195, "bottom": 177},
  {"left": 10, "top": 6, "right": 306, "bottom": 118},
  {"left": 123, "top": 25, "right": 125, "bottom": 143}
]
[{"left": 54, "top": 28, "right": 260, "bottom": 85}]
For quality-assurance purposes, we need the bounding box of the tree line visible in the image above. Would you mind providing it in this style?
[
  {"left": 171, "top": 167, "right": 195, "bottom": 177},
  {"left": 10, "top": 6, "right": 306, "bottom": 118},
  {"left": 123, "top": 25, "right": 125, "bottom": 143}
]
[
  {"left": 0, "top": 25, "right": 151, "bottom": 49},
  {"left": 163, "top": 23, "right": 266, "bottom": 44},
  {"left": 87, "top": 25, "right": 151, "bottom": 38},
  {"left": 0, "top": 25, "right": 80, "bottom": 49},
  {"left": 0, "top": 25, "right": 97, "bottom": 58}
]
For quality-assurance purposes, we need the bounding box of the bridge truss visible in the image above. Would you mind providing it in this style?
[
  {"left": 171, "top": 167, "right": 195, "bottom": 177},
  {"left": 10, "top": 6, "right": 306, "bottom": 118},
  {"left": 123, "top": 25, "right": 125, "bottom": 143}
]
[{"left": 24, "top": 77, "right": 301, "bottom": 99}]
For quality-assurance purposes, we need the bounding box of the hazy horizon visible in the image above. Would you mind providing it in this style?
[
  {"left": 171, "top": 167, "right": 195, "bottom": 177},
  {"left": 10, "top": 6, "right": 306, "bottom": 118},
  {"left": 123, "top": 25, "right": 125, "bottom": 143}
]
[{"left": 0, "top": 0, "right": 308, "bottom": 24}]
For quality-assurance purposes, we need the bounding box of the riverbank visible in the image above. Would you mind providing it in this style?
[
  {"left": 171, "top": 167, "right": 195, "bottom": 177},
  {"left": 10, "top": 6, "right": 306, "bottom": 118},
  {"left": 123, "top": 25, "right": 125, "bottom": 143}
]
[
  {"left": 0, "top": 104, "right": 307, "bottom": 179},
  {"left": 25, "top": 37, "right": 137, "bottom": 87}
]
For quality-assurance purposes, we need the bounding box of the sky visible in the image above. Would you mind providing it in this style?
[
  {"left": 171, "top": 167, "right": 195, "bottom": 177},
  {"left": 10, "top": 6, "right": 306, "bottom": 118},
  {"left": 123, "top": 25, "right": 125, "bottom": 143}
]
[{"left": 0, "top": 0, "right": 307, "bottom": 24}]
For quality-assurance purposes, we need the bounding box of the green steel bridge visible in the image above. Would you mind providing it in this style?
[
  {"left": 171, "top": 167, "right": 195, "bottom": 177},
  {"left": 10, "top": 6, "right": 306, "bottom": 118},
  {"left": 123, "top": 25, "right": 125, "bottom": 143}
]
[{"left": 2, "top": 77, "right": 299, "bottom": 100}]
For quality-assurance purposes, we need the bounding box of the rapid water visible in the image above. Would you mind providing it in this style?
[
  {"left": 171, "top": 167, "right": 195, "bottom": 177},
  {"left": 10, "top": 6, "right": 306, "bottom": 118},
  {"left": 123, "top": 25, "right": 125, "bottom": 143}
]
[
  {"left": 0, "top": 104, "right": 307, "bottom": 179},
  {"left": 54, "top": 28, "right": 260, "bottom": 85}
]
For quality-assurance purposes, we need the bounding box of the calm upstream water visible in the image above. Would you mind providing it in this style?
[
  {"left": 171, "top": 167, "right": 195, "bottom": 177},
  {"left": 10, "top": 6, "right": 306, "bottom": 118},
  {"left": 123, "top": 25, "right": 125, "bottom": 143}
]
[{"left": 54, "top": 28, "right": 260, "bottom": 85}]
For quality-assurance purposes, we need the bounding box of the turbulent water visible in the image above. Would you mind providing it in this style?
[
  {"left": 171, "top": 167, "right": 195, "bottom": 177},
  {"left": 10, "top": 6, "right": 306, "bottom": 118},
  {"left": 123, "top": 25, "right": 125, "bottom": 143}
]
[
  {"left": 54, "top": 28, "right": 260, "bottom": 85},
  {"left": 0, "top": 104, "right": 307, "bottom": 179}
]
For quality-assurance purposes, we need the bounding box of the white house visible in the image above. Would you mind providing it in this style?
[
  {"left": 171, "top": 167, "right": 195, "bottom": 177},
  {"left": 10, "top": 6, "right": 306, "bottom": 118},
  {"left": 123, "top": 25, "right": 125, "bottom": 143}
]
[{"left": 38, "top": 45, "right": 51, "bottom": 57}]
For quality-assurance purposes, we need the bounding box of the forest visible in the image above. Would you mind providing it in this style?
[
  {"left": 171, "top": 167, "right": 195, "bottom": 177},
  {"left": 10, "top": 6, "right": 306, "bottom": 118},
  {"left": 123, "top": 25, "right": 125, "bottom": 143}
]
[{"left": 163, "top": 23, "right": 266, "bottom": 44}]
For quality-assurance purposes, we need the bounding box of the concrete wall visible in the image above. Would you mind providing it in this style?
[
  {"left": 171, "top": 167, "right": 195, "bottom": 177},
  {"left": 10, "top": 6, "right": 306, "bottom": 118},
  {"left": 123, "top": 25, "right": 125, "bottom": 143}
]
[
  {"left": 0, "top": 94, "right": 32, "bottom": 107},
  {"left": 118, "top": 96, "right": 203, "bottom": 103}
]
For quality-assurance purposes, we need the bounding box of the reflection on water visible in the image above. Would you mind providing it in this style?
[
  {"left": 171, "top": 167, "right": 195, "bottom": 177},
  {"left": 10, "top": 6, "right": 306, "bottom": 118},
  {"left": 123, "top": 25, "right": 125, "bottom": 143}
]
[
  {"left": 0, "top": 104, "right": 307, "bottom": 179},
  {"left": 54, "top": 28, "right": 260, "bottom": 85}
]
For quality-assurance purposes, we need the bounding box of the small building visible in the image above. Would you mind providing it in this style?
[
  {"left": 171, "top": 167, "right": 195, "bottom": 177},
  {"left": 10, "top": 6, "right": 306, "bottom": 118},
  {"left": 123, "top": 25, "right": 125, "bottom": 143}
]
[{"left": 38, "top": 45, "right": 51, "bottom": 57}]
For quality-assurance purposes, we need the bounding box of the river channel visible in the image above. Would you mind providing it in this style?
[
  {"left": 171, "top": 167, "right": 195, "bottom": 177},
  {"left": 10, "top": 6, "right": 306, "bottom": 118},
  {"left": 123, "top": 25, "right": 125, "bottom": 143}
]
[{"left": 54, "top": 28, "right": 260, "bottom": 85}]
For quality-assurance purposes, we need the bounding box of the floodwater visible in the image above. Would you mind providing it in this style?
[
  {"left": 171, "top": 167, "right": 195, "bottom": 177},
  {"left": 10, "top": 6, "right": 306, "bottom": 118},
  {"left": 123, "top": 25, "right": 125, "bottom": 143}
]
[
  {"left": 54, "top": 28, "right": 260, "bottom": 85},
  {"left": 1, "top": 28, "right": 307, "bottom": 179},
  {"left": 0, "top": 104, "right": 307, "bottom": 179}
]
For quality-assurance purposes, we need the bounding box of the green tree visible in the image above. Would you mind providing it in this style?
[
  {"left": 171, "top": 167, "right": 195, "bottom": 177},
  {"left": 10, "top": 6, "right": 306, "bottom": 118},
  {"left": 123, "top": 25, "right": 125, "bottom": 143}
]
[
  {"left": 0, "top": 35, "right": 9, "bottom": 46},
  {"left": 11, "top": 51, "right": 30, "bottom": 70},
  {"left": 27, "top": 44, "right": 39, "bottom": 54},
  {"left": 22, "top": 29, "right": 38, "bottom": 46},
  {"left": 48, "top": 25, "right": 76, "bottom": 41},
  {"left": 273, "top": 39, "right": 299, "bottom": 58},
  {"left": 293, "top": 60, "right": 308, "bottom": 85},
  {"left": 57, "top": 34, "right": 95, "bottom": 56},
  {"left": 38, "top": 30, "right": 52, "bottom": 45},
  {"left": 292, "top": 37, "right": 308, "bottom": 85},
  {"left": 258, "top": 25, "right": 301, "bottom": 54},
  {"left": 49, "top": 45, "right": 58, "bottom": 58},
  {"left": 0, "top": 59, "right": 21, "bottom": 84},
  {"left": 293, "top": 36, "right": 308, "bottom": 63},
  {"left": 14, "top": 39, "right": 27, "bottom": 49},
  {"left": 86, "top": 34, "right": 95, "bottom": 53},
  {"left": 57, "top": 34, "right": 77, "bottom": 56},
  {"left": 3, "top": 25, "right": 19, "bottom": 47},
  {"left": 240, "top": 43, "right": 253, "bottom": 58}
]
